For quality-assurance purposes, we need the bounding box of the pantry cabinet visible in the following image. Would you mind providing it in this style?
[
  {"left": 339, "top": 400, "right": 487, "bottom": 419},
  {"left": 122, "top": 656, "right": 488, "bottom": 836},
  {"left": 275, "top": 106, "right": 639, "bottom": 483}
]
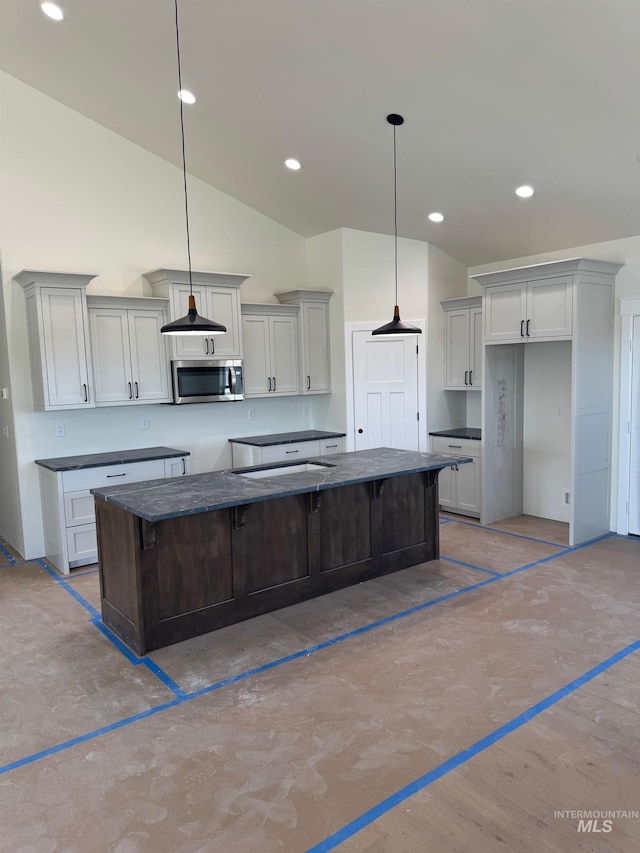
[
  {"left": 16, "top": 270, "right": 97, "bottom": 410},
  {"left": 441, "top": 296, "right": 483, "bottom": 389},
  {"left": 275, "top": 290, "right": 333, "bottom": 394},
  {"left": 241, "top": 303, "right": 299, "bottom": 396},
  {"left": 483, "top": 275, "right": 573, "bottom": 344},
  {"left": 87, "top": 296, "right": 171, "bottom": 405},
  {"left": 145, "top": 268, "right": 249, "bottom": 359},
  {"left": 430, "top": 435, "right": 482, "bottom": 517}
]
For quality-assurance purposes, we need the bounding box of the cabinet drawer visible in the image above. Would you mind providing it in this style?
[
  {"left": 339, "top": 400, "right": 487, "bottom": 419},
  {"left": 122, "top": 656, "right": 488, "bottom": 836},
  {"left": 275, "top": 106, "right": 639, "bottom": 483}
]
[
  {"left": 61, "top": 458, "right": 166, "bottom": 492},
  {"left": 430, "top": 436, "right": 481, "bottom": 458},
  {"left": 261, "top": 440, "right": 320, "bottom": 464},
  {"left": 66, "top": 523, "right": 97, "bottom": 565},
  {"left": 64, "top": 489, "right": 95, "bottom": 526},
  {"left": 319, "top": 437, "right": 344, "bottom": 455}
]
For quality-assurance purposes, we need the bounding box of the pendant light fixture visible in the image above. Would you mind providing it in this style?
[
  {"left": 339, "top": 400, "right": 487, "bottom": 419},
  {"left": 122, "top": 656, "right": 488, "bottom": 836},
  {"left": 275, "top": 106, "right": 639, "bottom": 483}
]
[
  {"left": 161, "top": 0, "right": 226, "bottom": 337},
  {"left": 372, "top": 114, "right": 422, "bottom": 336}
]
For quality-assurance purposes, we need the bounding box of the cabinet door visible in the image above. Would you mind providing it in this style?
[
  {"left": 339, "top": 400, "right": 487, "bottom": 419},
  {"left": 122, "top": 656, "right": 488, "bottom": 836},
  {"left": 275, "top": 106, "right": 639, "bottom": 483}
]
[
  {"left": 484, "top": 283, "right": 527, "bottom": 344},
  {"left": 90, "top": 307, "right": 131, "bottom": 404},
  {"left": 457, "top": 457, "right": 482, "bottom": 514},
  {"left": 128, "top": 310, "right": 171, "bottom": 402},
  {"left": 41, "top": 288, "right": 93, "bottom": 407},
  {"left": 171, "top": 285, "right": 209, "bottom": 358},
  {"left": 205, "top": 288, "right": 242, "bottom": 358},
  {"left": 436, "top": 465, "right": 456, "bottom": 509},
  {"left": 469, "top": 307, "right": 483, "bottom": 389},
  {"left": 164, "top": 456, "right": 189, "bottom": 478},
  {"left": 444, "top": 309, "right": 471, "bottom": 388},
  {"left": 302, "top": 302, "right": 330, "bottom": 393},
  {"left": 242, "top": 315, "right": 271, "bottom": 395},
  {"left": 526, "top": 276, "right": 573, "bottom": 339},
  {"left": 269, "top": 315, "right": 299, "bottom": 395}
]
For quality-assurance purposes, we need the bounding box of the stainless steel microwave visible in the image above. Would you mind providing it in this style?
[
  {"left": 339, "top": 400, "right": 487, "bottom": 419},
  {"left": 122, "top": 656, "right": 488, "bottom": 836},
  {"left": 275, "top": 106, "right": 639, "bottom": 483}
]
[{"left": 171, "top": 359, "right": 244, "bottom": 404}]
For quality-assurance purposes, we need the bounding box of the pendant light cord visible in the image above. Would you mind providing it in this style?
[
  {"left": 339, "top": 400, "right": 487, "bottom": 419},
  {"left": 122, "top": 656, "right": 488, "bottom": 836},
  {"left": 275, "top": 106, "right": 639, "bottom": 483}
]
[
  {"left": 174, "top": 0, "right": 193, "bottom": 296},
  {"left": 393, "top": 122, "right": 398, "bottom": 306}
]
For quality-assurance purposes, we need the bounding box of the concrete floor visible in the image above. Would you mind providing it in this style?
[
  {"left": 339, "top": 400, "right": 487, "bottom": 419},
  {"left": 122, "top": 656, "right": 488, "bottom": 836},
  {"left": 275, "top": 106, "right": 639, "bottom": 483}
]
[{"left": 1, "top": 515, "right": 639, "bottom": 852}]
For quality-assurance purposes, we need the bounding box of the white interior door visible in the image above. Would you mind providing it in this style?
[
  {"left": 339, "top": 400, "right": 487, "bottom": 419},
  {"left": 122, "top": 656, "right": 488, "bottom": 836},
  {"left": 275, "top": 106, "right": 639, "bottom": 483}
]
[
  {"left": 629, "top": 315, "right": 640, "bottom": 535},
  {"left": 352, "top": 331, "right": 419, "bottom": 451}
]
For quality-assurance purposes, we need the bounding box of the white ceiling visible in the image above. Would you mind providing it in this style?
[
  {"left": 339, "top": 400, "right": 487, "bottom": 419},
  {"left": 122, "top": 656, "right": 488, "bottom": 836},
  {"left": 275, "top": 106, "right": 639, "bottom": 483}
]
[{"left": 1, "top": 0, "right": 639, "bottom": 267}]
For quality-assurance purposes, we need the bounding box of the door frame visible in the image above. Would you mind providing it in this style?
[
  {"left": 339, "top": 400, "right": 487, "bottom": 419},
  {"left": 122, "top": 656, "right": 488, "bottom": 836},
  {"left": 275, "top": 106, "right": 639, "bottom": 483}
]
[
  {"left": 344, "top": 320, "right": 428, "bottom": 452},
  {"left": 617, "top": 296, "right": 640, "bottom": 535}
]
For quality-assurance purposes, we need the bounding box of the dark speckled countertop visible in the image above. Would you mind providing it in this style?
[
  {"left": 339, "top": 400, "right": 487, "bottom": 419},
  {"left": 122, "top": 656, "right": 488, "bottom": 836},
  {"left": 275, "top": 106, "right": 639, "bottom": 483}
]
[
  {"left": 91, "top": 447, "right": 471, "bottom": 523},
  {"left": 429, "top": 428, "right": 481, "bottom": 441},
  {"left": 229, "top": 429, "right": 346, "bottom": 446},
  {"left": 35, "top": 446, "right": 190, "bottom": 472}
]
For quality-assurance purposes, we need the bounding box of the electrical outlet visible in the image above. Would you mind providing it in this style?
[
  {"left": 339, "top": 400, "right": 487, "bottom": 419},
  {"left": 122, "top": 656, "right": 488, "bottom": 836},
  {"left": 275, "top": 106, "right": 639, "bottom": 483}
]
[
  {"left": 1, "top": 424, "right": 8, "bottom": 439},
  {"left": 563, "top": 490, "right": 571, "bottom": 506},
  {"left": 140, "top": 417, "right": 150, "bottom": 430},
  {"left": 247, "top": 408, "right": 255, "bottom": 421},
  {"left": 55, "top": 424, "right": 65, "bottom": 437},
  {"left": 0, "top": 387, "right": 8, "bottom": 400},
  {"left": 302, "top": 404, "right": 310, "bottom": 416},
  {"left": 555, "top": 405, "right": 565, "bottom": 416}
]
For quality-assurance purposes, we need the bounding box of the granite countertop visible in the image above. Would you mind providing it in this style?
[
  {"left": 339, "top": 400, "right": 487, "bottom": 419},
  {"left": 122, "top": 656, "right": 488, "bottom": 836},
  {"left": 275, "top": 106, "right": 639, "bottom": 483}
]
[
  {"left": 35, "top": 446, "right": 190, "bottom": 472},
  {"left": 429, "top": 428, "right": 482, "bottom": 441},
  {"left": 91, "top": 447, "right": 471, "bottom": 523},
  {"left": 229, "top": 429, "right": 346, "bottom": 447}
]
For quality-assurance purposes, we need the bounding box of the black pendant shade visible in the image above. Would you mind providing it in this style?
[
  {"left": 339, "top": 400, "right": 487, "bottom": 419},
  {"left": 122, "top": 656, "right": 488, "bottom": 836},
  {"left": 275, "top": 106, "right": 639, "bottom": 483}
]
[
  {"left": 161, "top": 0, "right": 226, "bottom": 338},
  {"left": 372, "top": 114, "right": 422, "bottom": 336}
]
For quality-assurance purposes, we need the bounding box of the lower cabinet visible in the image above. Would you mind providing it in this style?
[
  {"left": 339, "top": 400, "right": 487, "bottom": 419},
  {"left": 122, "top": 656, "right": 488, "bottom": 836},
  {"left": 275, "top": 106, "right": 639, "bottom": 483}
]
[
  {"left": 230, "top": 436, "right": 345, "bottom": 468},
  {"left": 430, "top": 436, "right": 482, "bottom": 517},
  {"left": 38, "top": 454, "right": 189, "bottom": 574}
]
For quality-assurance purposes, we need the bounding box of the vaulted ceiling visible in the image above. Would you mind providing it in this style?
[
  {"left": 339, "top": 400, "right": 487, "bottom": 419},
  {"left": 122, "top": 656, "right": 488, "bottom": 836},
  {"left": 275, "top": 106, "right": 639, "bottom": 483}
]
[{"left": 1, "top": 0, "right": 639, "bottom": 266}]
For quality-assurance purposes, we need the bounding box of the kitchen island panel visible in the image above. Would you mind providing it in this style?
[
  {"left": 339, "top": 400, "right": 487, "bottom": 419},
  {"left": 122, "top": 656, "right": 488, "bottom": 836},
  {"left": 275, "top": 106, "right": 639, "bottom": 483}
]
[{"left": 316, "top": 482, "right": 373, "bottom": 573}]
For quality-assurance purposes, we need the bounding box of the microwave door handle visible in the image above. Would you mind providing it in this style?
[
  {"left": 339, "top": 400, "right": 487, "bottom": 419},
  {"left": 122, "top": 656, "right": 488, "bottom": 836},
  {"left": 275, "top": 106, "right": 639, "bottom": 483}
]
[{"left": 228, "top": 368, "right": 236, "bottom": 395}]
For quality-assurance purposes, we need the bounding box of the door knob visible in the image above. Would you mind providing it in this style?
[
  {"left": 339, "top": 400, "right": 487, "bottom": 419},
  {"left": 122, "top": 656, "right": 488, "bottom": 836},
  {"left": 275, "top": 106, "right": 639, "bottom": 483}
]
[{"left": 358, "top": 428, "right": 364, "bottom": 434}]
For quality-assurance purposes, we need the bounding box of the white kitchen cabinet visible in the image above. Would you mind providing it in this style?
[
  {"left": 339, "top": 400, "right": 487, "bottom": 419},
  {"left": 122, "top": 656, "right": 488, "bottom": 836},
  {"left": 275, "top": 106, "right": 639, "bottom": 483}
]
[
  {"left": 483, "top": 275, "right": 572, "bottom": 344},
  {"left": 145, "top": 268, "right": 249, "bottom": 359},
  {"left": 441, "top": 296, "right": 483, "bottom": 389},
  {"left": 473, "top": 258, "right": 623, "bottom": 545},
  {"left": 241, "top": 303, "right": 299, "bottom": 397},
  {"left": 88, "top": 296, "right": 171, "bottom": 405},
  {"left": 37, "top": 450, "right": 190, "bottom": 574},
  {"left": 430, "top": 436, "right": 482, "bottom": 517},
  {"left": 16, "top": 270, "right": 97, "bottom": 410},
  {"left": 276, "top": 290, "right": 333, "bottom": 394},
  {"left": 230, "top": 435, "right": 345, "bottom": 468}
]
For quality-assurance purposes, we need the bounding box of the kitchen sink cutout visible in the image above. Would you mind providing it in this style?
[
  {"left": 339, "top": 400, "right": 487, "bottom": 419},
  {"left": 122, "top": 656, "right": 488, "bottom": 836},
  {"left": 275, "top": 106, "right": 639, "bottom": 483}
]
[{"left": 235, "top": 462, "right": 334, "bottom": 479}]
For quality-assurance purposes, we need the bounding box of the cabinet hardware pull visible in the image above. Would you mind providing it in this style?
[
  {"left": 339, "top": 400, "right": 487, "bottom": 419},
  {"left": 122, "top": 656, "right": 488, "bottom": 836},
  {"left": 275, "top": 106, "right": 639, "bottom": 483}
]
[
  {"left": 285, "top": 449, "right": 299, "bottom": 454},
  {"left": 526, "top": 319, "right": 530, "bottom": 336},
  {"left": 106, "top": 473, "right": 126, "bottom": 478},
  {"left": 307, "top": 375, "right": 311, "bottom": 390},
  {"left": 325, "top": 444, "right": 338, "bottom": 449},
  {"left": 520, "top": 320, "right": 525, "bottom": 337},
  {"left": 469, "top": 370, "right": 473, "bottom": 385},
  {"left": 273, "top": 376, "right": 277, "bottom": 391},
  {"left": 448, "top": 444, "right": 462, "bottom": 448},
  {"left": 204, "top": 338, "right": 208, "bottom": 355},
  {"left": 181, "top": 458, "right": 186, "bottom": 475},
  {"left": 210, "top": 338, "right": 215, "bottom": 354},
  {"left": 83, "top": 384, "right": 88, "bottom": 402},
  {"left": 128, "top": 382, "right": 132, "bottom": 399},
  {"left": 268, "top": 376, "right": 271, "bottom": 391},
  {"left": 135, "top": 381, "right": 139, "bottom": 399},
  {"left": 464, "top": 370, "right": 468, "bottom": 385}
]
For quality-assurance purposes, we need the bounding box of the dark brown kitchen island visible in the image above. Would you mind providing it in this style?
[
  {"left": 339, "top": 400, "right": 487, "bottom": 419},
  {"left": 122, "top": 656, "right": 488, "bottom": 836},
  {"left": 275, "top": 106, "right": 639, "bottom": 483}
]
[{"left": 92, "top": 447, "right": 469, "bottom": 655}]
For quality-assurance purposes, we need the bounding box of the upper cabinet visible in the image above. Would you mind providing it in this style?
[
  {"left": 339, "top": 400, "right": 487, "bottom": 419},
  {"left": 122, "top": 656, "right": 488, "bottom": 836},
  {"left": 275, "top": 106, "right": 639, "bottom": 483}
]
[
  {"left": 241, "top": 303, "right": 299, "bottom": 396},
  {"left": 441, "top": 296, "right": 482, "bottom": 390},
  {"left": 481, "top": 273, "right": 573, "bottom": 344},
  {"left": 275, "top": 290, "right": 333, "bottom": 394},
  {"left": 16, "top": 271, "right": 97, "bottom": 410},
  {"left": 145, "top": 268, "right": 250, "bottom": 359},
  {"left": 87, "top": 296, "right": 171, "bottom": 405}
]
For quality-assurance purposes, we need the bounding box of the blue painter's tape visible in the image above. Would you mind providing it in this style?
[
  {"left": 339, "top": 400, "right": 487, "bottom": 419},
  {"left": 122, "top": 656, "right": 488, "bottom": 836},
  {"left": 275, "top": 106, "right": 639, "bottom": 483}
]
[
  {"left": 305, "top": 637, "right": 640, "bottom": 853},
  {"left": 439, "top": 555, "right": 501, "bottom": 577},
  {"left": 0, "top": 541, "right": 18, "bottom": 565}
]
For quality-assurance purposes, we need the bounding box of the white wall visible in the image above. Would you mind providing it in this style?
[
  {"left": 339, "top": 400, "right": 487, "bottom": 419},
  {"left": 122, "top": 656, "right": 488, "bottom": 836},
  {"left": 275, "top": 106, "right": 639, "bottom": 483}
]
[
  {"left": 469, "top": 235, "right": 640, "bottom": 528},
  {"left": 0, "top": 72, "right": 322, "bottom": 560}
]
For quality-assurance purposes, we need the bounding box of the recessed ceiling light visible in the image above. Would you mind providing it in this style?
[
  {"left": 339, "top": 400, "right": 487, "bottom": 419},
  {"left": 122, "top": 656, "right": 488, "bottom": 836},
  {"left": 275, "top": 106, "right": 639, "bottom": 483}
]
[
  {"left": 41, "top": 2, "right": 64, "bottom": 21},
  {"left": 428, "top": 212, "right": 445, "bottom": 223},
  {"left": 285, "top": 158, "right": 301, "bottom": 171},
  {"left": 178, "top": 89, "right": 196, "bottom": 104},
  {"left": 515, "top": 185, "right": 535, "bottom": 198}
]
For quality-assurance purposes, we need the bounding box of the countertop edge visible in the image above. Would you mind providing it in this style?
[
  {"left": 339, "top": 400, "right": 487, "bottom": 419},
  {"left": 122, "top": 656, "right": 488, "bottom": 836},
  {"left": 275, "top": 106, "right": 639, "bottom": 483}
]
[{"left": 35, "top": 446, "right": 191, "bottom": 472}]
